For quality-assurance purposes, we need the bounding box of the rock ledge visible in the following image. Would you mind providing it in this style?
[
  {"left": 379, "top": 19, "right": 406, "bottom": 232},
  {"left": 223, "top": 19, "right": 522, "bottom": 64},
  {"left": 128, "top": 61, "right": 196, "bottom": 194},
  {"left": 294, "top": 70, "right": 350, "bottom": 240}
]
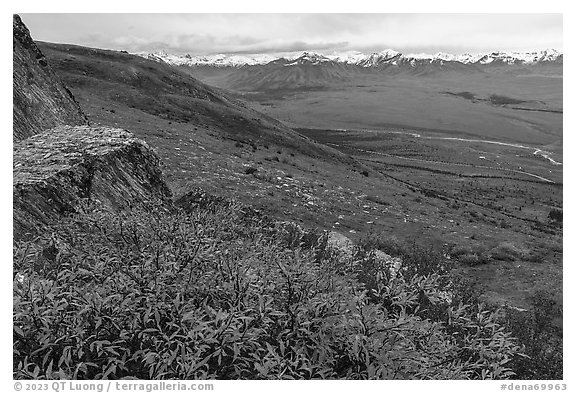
[{"left": 14, "top": 126, "right": 173, "bottom": 240}]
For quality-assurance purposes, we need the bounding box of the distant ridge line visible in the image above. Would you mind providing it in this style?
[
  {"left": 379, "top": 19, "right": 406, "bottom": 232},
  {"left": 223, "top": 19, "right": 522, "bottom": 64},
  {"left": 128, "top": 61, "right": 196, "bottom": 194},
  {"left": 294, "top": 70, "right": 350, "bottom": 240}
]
[{"left": 136, "top": 48, "right": 563, "bottom": 68}]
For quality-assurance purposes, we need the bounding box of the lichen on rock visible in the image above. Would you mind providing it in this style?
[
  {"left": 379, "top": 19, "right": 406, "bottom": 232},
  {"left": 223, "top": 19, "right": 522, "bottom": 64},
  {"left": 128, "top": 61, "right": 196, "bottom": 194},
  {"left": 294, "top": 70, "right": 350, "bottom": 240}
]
[{"left": 13, "top": 126, "right": 173, "bottom": 240}]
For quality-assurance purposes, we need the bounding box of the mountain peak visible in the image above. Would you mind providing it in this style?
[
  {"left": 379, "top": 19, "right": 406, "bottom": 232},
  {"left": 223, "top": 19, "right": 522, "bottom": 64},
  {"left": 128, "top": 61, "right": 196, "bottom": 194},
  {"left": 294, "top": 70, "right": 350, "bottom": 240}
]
[
  {"left": 136, "top": 48, "right": 563, "bottom": 68},
  {"left": 379, "top": 49, "right": 401, "bottom": 57},
  {"left": 356, "top": 50, "right": 401, "bottom": 67},
  {"left": 287, "top": 51, "right": 332, "bottom": 65}
]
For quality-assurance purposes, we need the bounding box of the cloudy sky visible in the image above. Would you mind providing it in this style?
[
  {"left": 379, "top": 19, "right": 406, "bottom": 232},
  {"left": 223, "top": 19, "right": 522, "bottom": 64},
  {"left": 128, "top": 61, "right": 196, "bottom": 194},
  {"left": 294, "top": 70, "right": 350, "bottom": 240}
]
[{"left": 20, "top": 14, "right": 562, "bottom": 56}]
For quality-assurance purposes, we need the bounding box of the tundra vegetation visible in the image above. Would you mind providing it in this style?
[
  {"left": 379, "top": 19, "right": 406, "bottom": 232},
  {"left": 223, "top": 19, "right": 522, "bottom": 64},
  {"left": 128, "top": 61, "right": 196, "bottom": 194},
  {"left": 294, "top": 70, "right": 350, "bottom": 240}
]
[{"left": 13, "top": 195, "right": 561, "bottom": 380}]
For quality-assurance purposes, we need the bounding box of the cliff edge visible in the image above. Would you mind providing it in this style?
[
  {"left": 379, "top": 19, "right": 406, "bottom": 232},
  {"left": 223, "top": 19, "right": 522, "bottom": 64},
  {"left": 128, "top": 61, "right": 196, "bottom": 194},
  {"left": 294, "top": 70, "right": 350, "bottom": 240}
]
[{"left": 13, "top": 14, "right": 87, "bottom": 142}]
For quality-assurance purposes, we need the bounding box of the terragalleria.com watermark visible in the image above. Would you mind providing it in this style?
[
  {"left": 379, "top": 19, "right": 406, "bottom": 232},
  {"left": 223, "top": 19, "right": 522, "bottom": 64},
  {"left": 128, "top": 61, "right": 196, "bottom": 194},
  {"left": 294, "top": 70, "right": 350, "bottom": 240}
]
[{"left": 13, "top": 381, "right": 215, "bottom": 392}]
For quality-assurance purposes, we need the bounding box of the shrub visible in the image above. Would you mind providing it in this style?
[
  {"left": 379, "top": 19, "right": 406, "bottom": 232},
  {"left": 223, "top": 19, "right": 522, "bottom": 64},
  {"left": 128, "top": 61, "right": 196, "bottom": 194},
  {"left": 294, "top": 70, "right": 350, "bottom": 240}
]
[
  {"left": 489, "top": 95, "right": 526, "bottom": 105},
  {"left": 489, "top": 242, "right": 529, "bottom": 262},
  {"left": 501, "top": 290, "right": 563, "bottom": 379},
  {"left": 359, "top": 234, "right": 452, "bottom": 278},
  {"left": 456, "top": 253, "right": 490, "bottom": 266},
  {"left": 253, "top": 171, "right": 275, "bottom": 183},
  {"left": 548, "top": 209, "right": 562, "bottom": 223},
  {"left": 357, "top": 233, "right": 405, "bottom": 257},
  {"left": 458, "top": 253, "right": 479, "bottom": 266},
  {"left": 450, "top": 245, "right": 491, "bottom": 266},
  {"left": 13, "top": 202, "right": 521, "bottom": 380},
  {"left": 365, "top": 195, "right": 390, "bottom": 206},
  {"left": 450, "top": 245, "right": 474, "bottom": 257}
]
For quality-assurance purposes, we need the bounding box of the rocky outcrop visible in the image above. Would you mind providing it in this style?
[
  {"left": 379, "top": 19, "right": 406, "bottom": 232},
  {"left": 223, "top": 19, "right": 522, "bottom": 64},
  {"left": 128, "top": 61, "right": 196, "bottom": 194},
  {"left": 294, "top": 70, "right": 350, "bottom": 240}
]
[
  {"left": 13, "top": 14, "right": 87, "bottom": 142},
  {"left": 13, "top": 126, "right": 173, "bottom": 240},
  {"left": 327, "top": 231, "right": 403, "bottom": 279}
]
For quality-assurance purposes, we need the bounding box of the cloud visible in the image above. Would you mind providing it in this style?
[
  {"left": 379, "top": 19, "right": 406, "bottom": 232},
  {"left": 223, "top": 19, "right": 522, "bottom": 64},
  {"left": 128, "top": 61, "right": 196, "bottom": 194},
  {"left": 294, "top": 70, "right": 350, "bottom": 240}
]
[
  {"left": 21, "top": 13, "right": 562, "bottom": 55},
  {"left": 169, "top": 36, "right": 350, "bottom": 55},
  {"left": 227, "top": 40, "right": 350, "bottom": 55},
  {"left": 77, "top": 29, "right": 351, "bottom": 55}
]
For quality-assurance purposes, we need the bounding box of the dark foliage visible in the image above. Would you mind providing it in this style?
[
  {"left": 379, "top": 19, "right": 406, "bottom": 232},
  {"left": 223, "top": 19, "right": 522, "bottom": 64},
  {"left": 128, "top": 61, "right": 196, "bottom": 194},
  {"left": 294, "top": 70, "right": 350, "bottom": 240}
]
[
  {"left": 502, "top": 290, "right": 563, "bottom": 380},
  {"left": 244, "top": 167, "right": 258, "bottom": 175},
  {"left": 548, "top": 208, "right": 562, "bottom": 223},
  {"left": 489, "top": 95, "right": 527, "bottom": 105},
  {"left": 14, "top": 202, "right": 522, "bottom": 380},
  {"left": 357, "top": 232, "right": 562, "bottom": 380}
]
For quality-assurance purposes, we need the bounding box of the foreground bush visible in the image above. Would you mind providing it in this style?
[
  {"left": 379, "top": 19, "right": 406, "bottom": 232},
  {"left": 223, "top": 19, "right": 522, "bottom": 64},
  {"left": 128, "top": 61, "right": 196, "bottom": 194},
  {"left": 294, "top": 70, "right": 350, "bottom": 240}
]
[
  {"left": 14, "top": 202, "right": 521, "bottom": 379},
  {"left": 359, "top": 232, "right": 563, "bottom": 380},
  {"left": 503, "top": 290, "right": 563, "bottom": 380}
]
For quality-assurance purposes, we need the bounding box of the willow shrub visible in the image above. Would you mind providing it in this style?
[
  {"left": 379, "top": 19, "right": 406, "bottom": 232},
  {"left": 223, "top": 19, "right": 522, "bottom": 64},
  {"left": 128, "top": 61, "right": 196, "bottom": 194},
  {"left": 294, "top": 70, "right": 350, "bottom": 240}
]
[{"left": 14, "top": 202, "right": 521, "bottom": 379}]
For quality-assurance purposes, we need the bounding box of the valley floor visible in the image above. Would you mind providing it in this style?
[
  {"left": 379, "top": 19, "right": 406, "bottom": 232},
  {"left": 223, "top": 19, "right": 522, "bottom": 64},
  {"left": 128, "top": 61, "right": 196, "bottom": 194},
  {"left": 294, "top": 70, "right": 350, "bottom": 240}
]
[{"left": 78, "top": 93, "right": 562, "bottom": 312}]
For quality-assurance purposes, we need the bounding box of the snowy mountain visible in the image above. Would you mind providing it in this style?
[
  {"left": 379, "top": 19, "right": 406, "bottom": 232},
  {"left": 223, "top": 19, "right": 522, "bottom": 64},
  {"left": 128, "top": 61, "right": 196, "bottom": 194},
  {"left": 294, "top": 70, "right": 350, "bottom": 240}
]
[
  {"left": 223, "top": 51, "right": 358, "bottom": 91},
  {"left": 284, "top": 52, "right": 332, "bottom": 66},
  {"left": 355, "top": 50, "right": 402, "bottom": 67},
  {"left": 136, "top": 49, "right": 562, "bottom": 68},
  {"left": 136, "top": 51, "right": 277, "bottom": 67},
  {"left": 471, "top": 49, "right": 562, "bottom": 65},
  {"left": 324, "top": 51, "right": 370, "bottom": 64}
]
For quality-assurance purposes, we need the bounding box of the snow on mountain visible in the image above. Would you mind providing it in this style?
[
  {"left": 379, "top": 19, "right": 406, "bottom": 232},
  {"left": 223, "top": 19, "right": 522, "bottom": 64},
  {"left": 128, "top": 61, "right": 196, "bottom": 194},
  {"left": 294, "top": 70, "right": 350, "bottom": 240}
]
[
  {"left": 473, "top": 49, "right": 562, "bottom": 65},
  {"left": 136, "top": 51, "right": 277, "bottom": 67},
  {"left": 452, "top": 53, "right": 485, "bottom": 64},
  {"left": 284, "top": 51, "right": 332, "bottom": 66},
  {"left": 405, "top": 52, "right": 436, "bottom": 60},
  {"left": 381, "top": 49, "right": 561, "bottom": 65},
  {"left": 325, "top": 51, "right": 367, "bottom": 64},
  {"left": 535, "top": 48, "right": 562, "bottom": 62},
  {"left": 432, "top": 52, "right": 458, "bottom": 62},
  {"left": 355, "top": 50, "right": 402, "bottom": 67},
  {"left": 135, "top": 49, "right": 562, "bottom": 68}
]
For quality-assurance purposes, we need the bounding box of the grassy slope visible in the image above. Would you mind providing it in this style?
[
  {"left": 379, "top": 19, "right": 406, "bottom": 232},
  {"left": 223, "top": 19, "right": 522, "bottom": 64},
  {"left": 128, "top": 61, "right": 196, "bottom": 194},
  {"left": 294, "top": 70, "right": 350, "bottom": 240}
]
[
  {"left": 38, "top": 41, "right": 386, "bottom": 227},
  {"left": 224, "top": 61, "right": 361, "bottom": 90},
  {"left": 39, "top": 41, "right": 562, "bottom": 311},
  {"left": 37, "top": 42, "right": 350, "bottom": 161}
]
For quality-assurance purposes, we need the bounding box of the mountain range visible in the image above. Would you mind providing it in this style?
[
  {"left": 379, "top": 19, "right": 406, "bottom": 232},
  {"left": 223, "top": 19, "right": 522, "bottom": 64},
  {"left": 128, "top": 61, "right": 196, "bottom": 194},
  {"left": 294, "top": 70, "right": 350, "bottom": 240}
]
[
  {"left": 137, "top": 48, "right": 563, "bottom": 69},
  {"left": 137, "top": 49, "right": 563, "bottom": 91}
]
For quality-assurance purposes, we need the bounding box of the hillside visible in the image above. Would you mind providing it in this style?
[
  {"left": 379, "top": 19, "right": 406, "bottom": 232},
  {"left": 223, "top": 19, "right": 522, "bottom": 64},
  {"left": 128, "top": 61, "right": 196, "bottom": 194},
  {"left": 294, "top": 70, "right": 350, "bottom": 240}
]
[
  {"left": 224, "top": 52, "right": 362, "bottom": 91},
  {"left": 36, "top": 40, "right": 563, "bottom": 310},
  {"left": 37, "top": 42, "right": 347, "bottom": 161},
  {"left": 12, "top": 15, "right": 87, "bottom": 142},
  {"left": 37, "top": 41, "right": 378, "bottom": 225}
]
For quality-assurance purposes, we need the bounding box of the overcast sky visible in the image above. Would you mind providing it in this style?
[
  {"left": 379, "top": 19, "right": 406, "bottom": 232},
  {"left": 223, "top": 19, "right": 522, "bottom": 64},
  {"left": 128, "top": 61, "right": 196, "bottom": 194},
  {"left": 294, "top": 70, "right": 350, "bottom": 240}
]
[{"left": 19, "top": 13, "right": 562, "bottom": 55}]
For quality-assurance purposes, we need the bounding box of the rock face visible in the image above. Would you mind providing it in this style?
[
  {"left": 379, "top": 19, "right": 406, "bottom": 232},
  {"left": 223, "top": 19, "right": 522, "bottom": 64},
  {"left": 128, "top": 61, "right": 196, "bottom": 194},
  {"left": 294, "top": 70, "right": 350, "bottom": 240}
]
[
  {"left": 13, "top": 14, "right": 87, "bottom": 142},
  {"left": 13, "top": 126, "right": 173, "bottom": 240}
]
